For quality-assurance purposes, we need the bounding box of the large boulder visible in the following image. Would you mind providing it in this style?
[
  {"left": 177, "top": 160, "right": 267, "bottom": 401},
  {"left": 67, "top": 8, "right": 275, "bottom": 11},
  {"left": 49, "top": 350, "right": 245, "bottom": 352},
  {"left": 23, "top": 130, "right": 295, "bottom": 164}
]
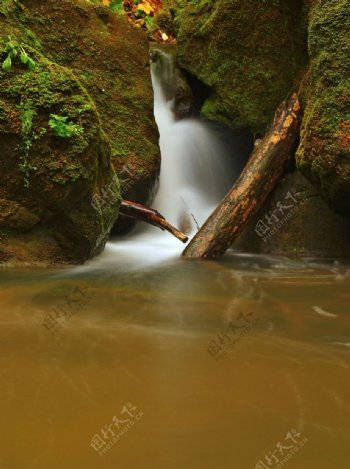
[
  {"left": 172, "top": 0, "right": 308, "bottom": 135},
  {"left": 0, "top": 27, "right": 119, "bottom": 264},
  {"left": 296, "top": 0, "right": 350, "bottom": 217},
  {"left": 0, "top": 0, "right": 159, "bottom": 265},
  {"left": 22, "top": 0, "right": 160, "bottom": 205}
]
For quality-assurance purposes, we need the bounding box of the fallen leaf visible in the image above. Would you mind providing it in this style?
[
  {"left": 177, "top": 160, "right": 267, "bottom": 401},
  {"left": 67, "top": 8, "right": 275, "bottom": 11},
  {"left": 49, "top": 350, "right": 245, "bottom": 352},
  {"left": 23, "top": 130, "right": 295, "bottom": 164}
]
[{"left": 136, "top": 1, "right": 154, "bottom": 15}]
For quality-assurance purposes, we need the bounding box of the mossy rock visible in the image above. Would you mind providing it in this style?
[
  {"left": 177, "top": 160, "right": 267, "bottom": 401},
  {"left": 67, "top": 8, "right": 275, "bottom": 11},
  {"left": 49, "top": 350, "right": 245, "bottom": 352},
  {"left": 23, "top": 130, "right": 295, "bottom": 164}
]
[
  {"left": 23, "top": 0, "right": 160, "bottom": 206},
  {"left": 0, "top": 0, "right": 160, "bottom": 264},
  {"left": 173, "top": 0, "right": 308, "bottom": 135},
  {"left": 296, "top": 0, "right": 350, "bottom": 216},
  {"left": 0, "top": 4, "right": 120, "bottom": 265}
]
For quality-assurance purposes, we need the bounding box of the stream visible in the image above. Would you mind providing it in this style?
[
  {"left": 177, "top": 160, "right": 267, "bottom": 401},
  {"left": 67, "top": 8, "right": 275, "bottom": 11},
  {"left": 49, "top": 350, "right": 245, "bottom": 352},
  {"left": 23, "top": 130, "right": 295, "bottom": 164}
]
[{"left": 0, "top": 257, "right": 350, "bottom": 468}]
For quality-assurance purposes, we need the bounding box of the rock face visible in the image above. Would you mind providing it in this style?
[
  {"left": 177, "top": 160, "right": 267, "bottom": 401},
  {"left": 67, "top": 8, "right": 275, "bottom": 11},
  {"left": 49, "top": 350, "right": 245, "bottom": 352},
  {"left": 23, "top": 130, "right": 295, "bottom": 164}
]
[
  {"left": 0, "top": 0, "right": 159, "bottom": 265},
  {"left": 234, "top": 170, "right": 350, "bottom": 258},
  {"left": 296, "top": 0, "right": 350, "bottom": 217},
  {"left": 172, "top": 0, "right": 308, "bottom": 135},
  {"left": 150, "top": 47, "right": 194, "bottom": 119}
]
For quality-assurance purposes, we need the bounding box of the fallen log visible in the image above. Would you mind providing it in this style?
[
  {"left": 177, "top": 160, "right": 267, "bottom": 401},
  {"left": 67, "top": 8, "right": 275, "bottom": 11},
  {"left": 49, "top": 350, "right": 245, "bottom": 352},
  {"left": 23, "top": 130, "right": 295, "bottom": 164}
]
[
  {"left": 120, "top": 200, "right": 188, "bottom": 243},
  {"left": 182, "top": 93, "right": 301, "bottom": 259}
]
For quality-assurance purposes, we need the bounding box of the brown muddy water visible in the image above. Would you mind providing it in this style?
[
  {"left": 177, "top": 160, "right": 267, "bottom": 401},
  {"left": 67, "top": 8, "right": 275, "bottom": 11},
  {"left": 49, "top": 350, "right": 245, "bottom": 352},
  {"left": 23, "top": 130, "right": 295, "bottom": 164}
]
[{"left": 0, "top": 253, "right": 349, "bottom": 469}]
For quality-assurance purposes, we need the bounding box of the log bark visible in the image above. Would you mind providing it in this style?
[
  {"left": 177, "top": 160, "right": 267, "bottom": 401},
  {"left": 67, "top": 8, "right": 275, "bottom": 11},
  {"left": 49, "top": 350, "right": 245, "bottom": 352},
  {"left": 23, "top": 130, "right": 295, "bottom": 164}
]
[
  {"left": 182, "top": 93, "right": 301, "bottom": 259},
  {"left": 120, "top": 200, "right": 188, "bottom": 243}
]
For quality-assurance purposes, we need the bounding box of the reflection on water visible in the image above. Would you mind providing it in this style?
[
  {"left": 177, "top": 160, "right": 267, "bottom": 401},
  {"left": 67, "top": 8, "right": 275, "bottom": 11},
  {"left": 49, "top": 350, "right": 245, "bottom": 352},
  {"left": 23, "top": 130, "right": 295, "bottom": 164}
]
[{"left": 0, "top": 254, "right": 350, "bottom": 468}]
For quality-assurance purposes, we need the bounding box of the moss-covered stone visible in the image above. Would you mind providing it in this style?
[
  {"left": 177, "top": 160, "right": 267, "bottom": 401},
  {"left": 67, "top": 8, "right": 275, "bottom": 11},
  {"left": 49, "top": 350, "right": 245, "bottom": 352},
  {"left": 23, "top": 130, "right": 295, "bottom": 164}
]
[
  {"left": 296, "top": 0, "right": 350, "bottom": 216},
  {"left": 23, "top": 0, "right": 160, "bottom": 205},
  {"left": 0, "top": 33, "right": 120, "bottom": 263},
  {"left": 173, "top": 0, "right": 308, "bottom": 135},
  {"left": 0, "top": 0, "right": 158, "bottom": 265}
]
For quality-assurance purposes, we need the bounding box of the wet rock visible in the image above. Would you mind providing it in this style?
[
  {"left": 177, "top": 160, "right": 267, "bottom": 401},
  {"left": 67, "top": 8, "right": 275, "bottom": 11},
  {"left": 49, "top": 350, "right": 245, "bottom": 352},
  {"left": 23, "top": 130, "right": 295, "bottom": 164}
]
[
  {"left": 150, "top": 47, "right": 194, "bottom": 119},
  {"left": 234, "top": 171, "right": 350, "bottom": 258},
  {"left": 25, "top": 0, "right": 161, "bottom": 212},
  {"left": 0, "top": 0, "right": 159, "bottom": 264}
]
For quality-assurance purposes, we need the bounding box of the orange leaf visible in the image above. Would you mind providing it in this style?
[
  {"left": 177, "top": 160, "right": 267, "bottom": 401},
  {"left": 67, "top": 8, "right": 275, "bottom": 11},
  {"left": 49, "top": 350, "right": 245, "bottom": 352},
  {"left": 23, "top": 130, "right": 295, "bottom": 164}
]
[{"left": 137, "top": 1, "right": 154, "bottom": 15}]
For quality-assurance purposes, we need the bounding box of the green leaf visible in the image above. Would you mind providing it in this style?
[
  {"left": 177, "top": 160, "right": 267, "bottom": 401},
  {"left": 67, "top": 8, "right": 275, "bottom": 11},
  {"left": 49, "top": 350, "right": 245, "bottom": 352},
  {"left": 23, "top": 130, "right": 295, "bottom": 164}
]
[
  {"left": 145, "top": 15, "right": 154, "bottom": 30},
  {"left": 110, "top": 0, "right": 123, "bottom": 14},
  {"left": 9, "top": 48, "right": 17, "bottom": 58},
  {"left": 20, "top": 50, "right": 28, "bottom": 64},
  {"left": 49, "top": 114, "right": 83, "bottom": 138},
  {"left": 5, "top": 41, "right": 16, "bottom": 51},
  {"left": 2, "top": 55, "right": 12, "bottom": 73},
  {"left": 27, "top": 57, "right": 36, "bottom": 71}
]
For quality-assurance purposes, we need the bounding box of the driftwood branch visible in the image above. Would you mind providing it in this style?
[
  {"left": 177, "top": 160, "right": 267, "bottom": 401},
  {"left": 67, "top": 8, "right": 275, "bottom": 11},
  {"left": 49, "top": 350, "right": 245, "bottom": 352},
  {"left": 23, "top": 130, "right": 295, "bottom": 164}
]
[
  {"left": 120, "top": 200, "right": 188, "bottom": 243},
  {"left": 182, "top": 93, "right": 301, "bottom": 259}
]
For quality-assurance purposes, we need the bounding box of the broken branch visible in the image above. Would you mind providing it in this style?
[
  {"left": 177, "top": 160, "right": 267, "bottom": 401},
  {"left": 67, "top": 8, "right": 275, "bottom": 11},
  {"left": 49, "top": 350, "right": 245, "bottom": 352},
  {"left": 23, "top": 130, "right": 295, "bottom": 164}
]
[{"left": 120, "top": 200, "right": 189, "bottom": 243}]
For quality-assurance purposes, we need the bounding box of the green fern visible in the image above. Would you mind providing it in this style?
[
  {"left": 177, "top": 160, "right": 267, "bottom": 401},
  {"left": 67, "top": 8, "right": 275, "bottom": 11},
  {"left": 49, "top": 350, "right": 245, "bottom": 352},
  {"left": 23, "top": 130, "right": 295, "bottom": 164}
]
[{"left": 49, "top": 114, "right": 84, "bottom": 138}]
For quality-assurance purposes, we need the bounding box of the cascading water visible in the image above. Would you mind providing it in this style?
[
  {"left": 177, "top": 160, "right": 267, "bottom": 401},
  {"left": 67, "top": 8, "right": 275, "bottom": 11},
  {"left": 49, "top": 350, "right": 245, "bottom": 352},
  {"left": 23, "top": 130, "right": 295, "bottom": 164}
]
[
  {"left": 84, "top": 50, "right": 248, "bottom": 270},
  {"left": 151, "top": 50, "right": 238, "bottom": 232}
]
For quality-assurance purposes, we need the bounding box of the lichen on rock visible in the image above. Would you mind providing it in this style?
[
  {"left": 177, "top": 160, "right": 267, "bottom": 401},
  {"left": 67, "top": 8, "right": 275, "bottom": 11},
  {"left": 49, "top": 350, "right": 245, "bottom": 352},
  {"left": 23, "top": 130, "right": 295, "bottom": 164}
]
[{"left": 0, "top": 38, "right": 119, "bottom": 263}]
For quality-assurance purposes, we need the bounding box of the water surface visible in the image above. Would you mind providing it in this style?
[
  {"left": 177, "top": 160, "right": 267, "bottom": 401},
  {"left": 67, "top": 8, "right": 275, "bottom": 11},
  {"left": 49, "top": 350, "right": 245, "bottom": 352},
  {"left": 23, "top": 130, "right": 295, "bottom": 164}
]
[{"left": 0, "top": 253, "right": 349, "bottom": 468}]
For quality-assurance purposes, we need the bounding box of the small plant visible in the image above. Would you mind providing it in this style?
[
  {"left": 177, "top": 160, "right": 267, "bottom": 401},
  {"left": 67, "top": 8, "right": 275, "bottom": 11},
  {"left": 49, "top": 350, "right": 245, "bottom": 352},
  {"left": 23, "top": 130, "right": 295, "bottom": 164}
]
[
  {"left": 1, "top": 37, "right": 36, "bottom": 73},
  {"left": 102, "top": 1, "right": 161, "bottom": 30},
  {"left": 108, "top": 0, "right": 123, "bottom": 14},
  {"left": 49, "top": 114, "right": 84, "bottom": 138},
  {"left": 145, "top": 15, "right": 154, "bottom": 31}
]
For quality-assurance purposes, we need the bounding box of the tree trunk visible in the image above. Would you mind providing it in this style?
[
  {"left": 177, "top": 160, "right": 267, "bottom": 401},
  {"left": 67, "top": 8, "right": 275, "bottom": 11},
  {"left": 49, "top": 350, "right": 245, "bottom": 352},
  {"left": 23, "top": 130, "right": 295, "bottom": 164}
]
[
  {"left": 182, "top": 93, "right": 301, "bottom": 259},
  {"left": 120, "top": 200, "right": 188, "bottom": 243}
]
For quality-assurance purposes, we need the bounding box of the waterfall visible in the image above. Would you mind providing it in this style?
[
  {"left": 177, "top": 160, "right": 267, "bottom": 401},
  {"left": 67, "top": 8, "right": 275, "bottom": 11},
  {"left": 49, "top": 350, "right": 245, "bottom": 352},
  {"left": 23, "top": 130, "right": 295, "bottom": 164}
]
[
  {"left": 84, "top": 50, "right": 248, "bottom": 270},
  {"left": 151, "top": 50, "right": 238, "bottom": 233}
]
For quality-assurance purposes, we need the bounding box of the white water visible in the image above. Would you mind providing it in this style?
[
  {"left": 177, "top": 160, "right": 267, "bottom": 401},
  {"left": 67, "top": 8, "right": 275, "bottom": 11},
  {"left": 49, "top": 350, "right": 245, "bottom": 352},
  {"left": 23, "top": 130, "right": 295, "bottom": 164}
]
[{"left": 84, "top": 51, "right": 243, "bottom": 270}]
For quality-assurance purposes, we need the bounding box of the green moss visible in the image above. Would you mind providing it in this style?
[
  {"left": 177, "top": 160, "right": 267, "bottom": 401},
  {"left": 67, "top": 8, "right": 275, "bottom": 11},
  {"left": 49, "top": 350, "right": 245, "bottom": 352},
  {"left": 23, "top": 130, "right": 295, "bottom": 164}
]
[
  {"left": 22, "top": 28, "right": 42, "bottom": 51},
  {"left": 78, "top": 66, "right": 159, "bottom": 179},
  {"left": 175, "top": 0, "right": 308, "bottom": 134},
  {"left": 19, "top": 0, "right": 160, "bottom": 199},
  {"left": 0, "top": 0, "right": 17, "bottom": 16},
  {"left": 0, "top": 0, "right": 159, "bottom": 264},
  {"left": 296, "top": 0, "right": 350, "bottom": 215}
]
